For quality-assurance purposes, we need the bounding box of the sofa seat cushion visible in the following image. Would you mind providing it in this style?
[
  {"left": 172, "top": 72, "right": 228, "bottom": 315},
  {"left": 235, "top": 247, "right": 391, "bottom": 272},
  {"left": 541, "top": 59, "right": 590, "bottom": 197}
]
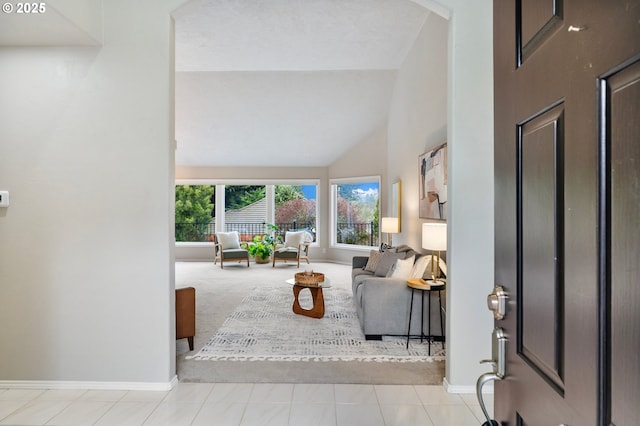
[
  {"left": 221, "top": 248, "right": 249, "bottom": 259},
  {"left": 353, "top": 271, "right": 374, "bottom": 286},
  {"left": 352, "top": 268, "right": 374, "bottom": 282},
  {"left": 274, "top": 247, "right": 299, "bottom": 259}
]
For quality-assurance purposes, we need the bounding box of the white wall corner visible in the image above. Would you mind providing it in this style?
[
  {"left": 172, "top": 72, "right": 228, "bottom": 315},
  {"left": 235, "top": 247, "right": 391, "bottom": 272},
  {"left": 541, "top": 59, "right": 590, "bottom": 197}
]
[
  {"left": 409, "top": 0, "right": 451, "bottom": 20},
  {"left": 48, "top": 0, "right": 103, "bottom": 44},
  {"left": 0, "top": 0, "right": 103, "bottom": 46}
]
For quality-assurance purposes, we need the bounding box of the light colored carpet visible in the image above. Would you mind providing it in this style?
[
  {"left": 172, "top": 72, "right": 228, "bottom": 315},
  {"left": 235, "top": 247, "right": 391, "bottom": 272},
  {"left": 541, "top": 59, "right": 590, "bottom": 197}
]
[
  {"left": 188, "top": 285, "right": 445, "bottom": 362},
  {"left": 175, "top": 260, "right": 445, "bottom": 384}
]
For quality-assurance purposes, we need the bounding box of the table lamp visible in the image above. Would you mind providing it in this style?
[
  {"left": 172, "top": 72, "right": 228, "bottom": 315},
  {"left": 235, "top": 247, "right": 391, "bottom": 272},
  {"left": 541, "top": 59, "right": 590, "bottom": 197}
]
[
  {"left": 381, "top": 217, "right": 399, "bottom": 247},
  {"left": 422, "top": 222, "right": 447, "bottom": 284}
]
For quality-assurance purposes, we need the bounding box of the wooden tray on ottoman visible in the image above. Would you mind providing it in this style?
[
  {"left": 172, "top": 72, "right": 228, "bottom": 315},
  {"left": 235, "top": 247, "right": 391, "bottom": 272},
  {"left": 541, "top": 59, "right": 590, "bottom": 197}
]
[{"left": 294, "top": 272, "right": 325, "bottom": 287}]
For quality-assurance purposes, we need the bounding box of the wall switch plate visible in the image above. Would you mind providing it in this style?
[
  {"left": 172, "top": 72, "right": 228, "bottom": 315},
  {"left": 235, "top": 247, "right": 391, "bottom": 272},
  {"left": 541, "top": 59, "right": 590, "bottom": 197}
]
[{"left": 0, "top": 191, "right": 9, "bottom": 207}]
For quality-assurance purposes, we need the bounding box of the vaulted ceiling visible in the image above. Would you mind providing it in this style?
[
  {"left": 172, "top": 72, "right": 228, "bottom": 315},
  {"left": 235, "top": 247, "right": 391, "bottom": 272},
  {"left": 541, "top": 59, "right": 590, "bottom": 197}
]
[
  {"left": 173, "top": 0, "right": 433, "bottom": 167},
  {"left": 0, "top": 0, "right": 437, "bottom": 168}
]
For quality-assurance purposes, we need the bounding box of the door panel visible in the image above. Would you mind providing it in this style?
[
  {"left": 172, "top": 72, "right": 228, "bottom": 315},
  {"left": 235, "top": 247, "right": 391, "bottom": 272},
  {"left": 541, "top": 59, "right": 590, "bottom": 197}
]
[
  {"left": 494, "top": 1, "right": 640, "bottom": 424},
  {"left": 518, "top": 103, "right": 564, "bottom": 393},
  {"left": 604, "top": 57, "right": 640, "bottom": 426},
  {"left": 516, "top": 0, "right": 564, "bottom": 66}
]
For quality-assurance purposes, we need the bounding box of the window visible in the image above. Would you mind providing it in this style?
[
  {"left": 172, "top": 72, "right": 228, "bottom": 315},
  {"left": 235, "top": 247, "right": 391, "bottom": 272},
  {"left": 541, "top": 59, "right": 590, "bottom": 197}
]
[
  {"left": 274, "top": 184, "right": 317, "bottom": 242},
  {"left": 224, "top": 185, "right": 266, "bottom": 241},
  {"left": 175, "top": 181, "right": 319, "bottom": 244},
  {"left": 175, "top": 185, "right": 215, "bottom": 242},
  {"left": 331, "top": 177, "right": 380, "bottom": 247}
]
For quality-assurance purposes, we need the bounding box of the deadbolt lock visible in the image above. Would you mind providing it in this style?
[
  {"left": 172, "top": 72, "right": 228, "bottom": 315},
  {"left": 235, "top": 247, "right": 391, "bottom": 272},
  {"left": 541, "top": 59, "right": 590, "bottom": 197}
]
[{"left": 487, "top": 285, "right": 508, "bottom": 320}]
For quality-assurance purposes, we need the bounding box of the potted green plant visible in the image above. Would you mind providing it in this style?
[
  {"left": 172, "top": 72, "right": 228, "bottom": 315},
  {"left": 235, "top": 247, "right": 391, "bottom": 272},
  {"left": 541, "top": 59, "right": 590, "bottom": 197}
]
[
  {"left": 247, "top": 235, "right": 273, "bottom": 263},
  {"left": 246, "top": 223, "right": 281, "bottom": 263}
]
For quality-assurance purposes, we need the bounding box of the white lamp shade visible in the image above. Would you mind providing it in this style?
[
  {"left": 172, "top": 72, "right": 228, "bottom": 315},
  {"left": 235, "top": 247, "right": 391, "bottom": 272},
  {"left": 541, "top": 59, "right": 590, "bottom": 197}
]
[
  {"left": 422, "top": 222, "right": 447, "bottom": 250},
  {"left": 381, "top": 217, "right": 399, "bottom": 233}
]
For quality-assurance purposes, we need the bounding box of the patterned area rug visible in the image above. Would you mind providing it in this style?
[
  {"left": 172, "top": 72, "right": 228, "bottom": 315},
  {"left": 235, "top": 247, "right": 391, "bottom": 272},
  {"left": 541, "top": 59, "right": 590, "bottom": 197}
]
[{"left": 187, "top": 285, "right": 445, "bottom": 363}]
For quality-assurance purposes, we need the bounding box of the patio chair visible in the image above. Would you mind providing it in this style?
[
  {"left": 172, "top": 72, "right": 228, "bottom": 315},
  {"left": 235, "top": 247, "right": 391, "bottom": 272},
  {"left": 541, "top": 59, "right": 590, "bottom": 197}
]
[
  {"left": 272, "top": 230, "right": 313, "bottom": 267},
  {"left": 213, "top": 231, "right": 250, "bottom": 269}
]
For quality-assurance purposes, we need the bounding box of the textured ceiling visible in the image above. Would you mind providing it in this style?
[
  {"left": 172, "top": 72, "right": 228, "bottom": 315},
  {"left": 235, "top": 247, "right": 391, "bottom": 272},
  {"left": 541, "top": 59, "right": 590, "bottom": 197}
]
[
  {"left": 173, "top": 0, "right": 432, "bottom": 167},
  {"left": 173, "top": 0, "right": 430, "bottom": 72}
]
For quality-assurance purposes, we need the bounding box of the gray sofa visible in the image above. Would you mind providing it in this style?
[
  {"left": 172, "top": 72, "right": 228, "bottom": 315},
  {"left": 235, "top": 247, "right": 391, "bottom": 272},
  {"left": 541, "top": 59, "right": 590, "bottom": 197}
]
[{"left": 351, "top": 250, "right": 446, "bottom": 341}]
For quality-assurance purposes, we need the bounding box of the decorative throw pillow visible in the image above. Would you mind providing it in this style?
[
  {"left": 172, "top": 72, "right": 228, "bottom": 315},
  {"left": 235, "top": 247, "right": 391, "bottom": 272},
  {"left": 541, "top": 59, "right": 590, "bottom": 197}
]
[
  {"left": 387, "top": 255, "right": 416, "bottom": 279},
  {"left": 374, "top": 250, "right": 405, "bottom": 277},
  {"left": 364, "top": 250, "right": 383, "bottom": 272},
  {"left": 413, "top": 254, "right": 447, "bottom": 279},
  {"left": 216, "top": 231, "right": 241, "bottom": 249},
  {"left": 410, "top": 255, "right": 432, "bottom": 279},
  {"left": 284, "top": 231, "right": 311, "bottom": 248}
]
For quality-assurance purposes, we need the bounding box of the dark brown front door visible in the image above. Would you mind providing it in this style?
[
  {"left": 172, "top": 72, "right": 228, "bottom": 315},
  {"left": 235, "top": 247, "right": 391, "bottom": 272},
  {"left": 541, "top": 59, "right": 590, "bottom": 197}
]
[{"left": 493, "top": 1, "right": 640, "bottom": 424}]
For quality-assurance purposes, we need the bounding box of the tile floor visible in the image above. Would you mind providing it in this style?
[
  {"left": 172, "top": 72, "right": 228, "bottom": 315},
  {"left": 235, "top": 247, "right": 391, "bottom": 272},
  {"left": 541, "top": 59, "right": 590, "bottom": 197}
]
[{"left": 0, "top": 383, "right": 493, "bottom": 425}]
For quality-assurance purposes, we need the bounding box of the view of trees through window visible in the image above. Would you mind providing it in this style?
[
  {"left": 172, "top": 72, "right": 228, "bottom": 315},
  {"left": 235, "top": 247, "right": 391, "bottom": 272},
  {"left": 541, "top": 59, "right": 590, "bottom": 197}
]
[
  {"left": 224, "top": 185, "right": 267, "bottom": 238},
  {"left": 175, "top": 185, "right": 215, "bottom": 242},
  {"left": 275, "top": 185, "right": 317, "bottom": 241},
  {"left": 224, "top": 185, "right": 265, "bottom": 210},
  {"left": 175, "top": 183, "right": 317, "bottom": 242},
  {"left": 334, "top": 180, "right": 380, "bottom": 247}
]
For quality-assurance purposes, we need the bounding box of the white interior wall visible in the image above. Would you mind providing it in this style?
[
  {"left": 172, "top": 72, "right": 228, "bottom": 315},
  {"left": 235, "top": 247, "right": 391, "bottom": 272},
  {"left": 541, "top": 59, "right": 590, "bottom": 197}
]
[
  {"left": 0, "top": 0, "right": 184, "bottom": 387},
  {"left": 387, "top": 12, "right": 448, "bottom": 251},
  {"left": 435, "top": 0, "right": 495, "bottom": 391}
]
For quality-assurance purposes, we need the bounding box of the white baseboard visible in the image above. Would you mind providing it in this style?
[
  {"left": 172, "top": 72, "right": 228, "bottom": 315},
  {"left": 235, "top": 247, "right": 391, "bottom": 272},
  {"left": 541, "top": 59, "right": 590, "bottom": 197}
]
[
  {"left": 0, "top": 376, "right": 178, "bottom": 392},
  {"left": 443, "top": 377, "right": 493, "bottom": 394}
]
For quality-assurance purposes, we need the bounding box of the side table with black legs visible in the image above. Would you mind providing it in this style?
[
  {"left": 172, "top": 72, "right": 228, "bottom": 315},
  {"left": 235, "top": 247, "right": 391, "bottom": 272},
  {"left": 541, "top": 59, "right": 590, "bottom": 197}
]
[{"left": 406, "top": 278, "right": 445, "bottom": 355}]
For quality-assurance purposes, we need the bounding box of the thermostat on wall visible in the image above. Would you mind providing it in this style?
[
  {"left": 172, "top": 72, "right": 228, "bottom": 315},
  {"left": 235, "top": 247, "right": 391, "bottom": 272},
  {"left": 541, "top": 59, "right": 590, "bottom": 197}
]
[{"left": 0, "top": 191, "right": 9, "bottom": 207}]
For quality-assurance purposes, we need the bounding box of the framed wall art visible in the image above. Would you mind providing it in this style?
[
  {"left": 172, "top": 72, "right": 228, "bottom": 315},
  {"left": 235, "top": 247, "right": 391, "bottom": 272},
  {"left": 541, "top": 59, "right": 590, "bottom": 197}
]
[{"left": 419, "top": 143, "right": 447, "bottom": 220}]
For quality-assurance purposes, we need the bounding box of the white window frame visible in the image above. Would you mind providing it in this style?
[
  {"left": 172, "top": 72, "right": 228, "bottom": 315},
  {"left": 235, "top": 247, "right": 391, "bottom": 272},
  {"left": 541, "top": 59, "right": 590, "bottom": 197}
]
[{"left": 330, "top": 176, "right": 381, "bottom": 250}]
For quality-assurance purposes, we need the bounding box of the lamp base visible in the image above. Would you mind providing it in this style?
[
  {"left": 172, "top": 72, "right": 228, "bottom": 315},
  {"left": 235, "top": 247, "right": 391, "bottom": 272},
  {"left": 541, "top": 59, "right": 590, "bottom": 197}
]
[{"left": 426, "top": 279, "right": 445, "bottom": 287}]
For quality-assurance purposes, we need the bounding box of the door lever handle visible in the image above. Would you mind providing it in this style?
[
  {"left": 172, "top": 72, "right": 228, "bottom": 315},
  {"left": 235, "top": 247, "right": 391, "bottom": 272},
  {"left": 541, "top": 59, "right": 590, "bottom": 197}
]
[
  {"left": 477, "top": 327, "right": 507, "bottom": 425},
  {"left": 477, "top": 372, "right": 501, "bottom": 425},
  {"left": 480, "top": 359, "right": 496, "bottom": 367}
]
